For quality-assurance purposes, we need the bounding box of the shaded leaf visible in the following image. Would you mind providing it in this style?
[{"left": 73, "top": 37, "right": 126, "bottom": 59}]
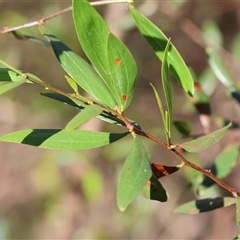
[
  {"left": 173, "top": 120, "right": 192, "bottom": 136},
  {"left": 65, "top": 105, "right": 102, "bottom": 130},
  {"left": 151, "top": 163, "right": 180, "bottom": 179},
  {"left": 130, "top": 5, "right": 194, "bottom": 96},
  {"left": 0, "top": 129, "right": 128, "bottom": 150},
  {"left": 207, "top": 48, "right": 235, "bottom": 89},
  {"left": 41, "top": 27, "right": 116, "bottom": 109},
  {"left": 12, "top": 30, "right": 50, "bottom": 46},
  {"left": 178, "top": 123, "right": 231, "bottom": 152},
  {"left": 140, "top": 174, "right": 168, "bottom": 202},
  {"left": 174, "top": 197, "right": 237, "bottom": 214},
  {"left": 117, "top": 137, "right": 152, "bottom": 211},
  {"left": 73, "top": 0, "right": 137, "bottom": 111}
]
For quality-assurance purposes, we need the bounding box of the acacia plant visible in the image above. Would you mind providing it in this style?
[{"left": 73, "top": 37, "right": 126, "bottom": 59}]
[{"left": 1, "top": 0, "right": 240, "bottom": 238}]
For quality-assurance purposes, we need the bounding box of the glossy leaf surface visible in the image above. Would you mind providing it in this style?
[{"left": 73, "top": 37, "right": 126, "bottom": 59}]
[
  {"left": 178, "top": 123, "right": 231, "bottom": 152},
  {"left": 73, "top": 0, "right": 137, "bottom": 111},
  {"left": 174, "top": 197, "right": 237, "bottom": 214},
  {"left": 0, "top": 129, "right": 128, "bottom": 150},
  {"left": 130, "top": 5, "right": 194, "bottom": 96},
  {"left": 117, "top": 137, "right": 152, "bottom": 211}
]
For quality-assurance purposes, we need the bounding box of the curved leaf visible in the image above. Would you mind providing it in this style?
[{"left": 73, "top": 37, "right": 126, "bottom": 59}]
[
  {"left": 117, "top": 137, "right": 152, "bottom": 211},
  {"left": 73, "top": 0, "right": 137, "bottom": 111},
  {"left": 174, "top": 197, "right": 237, "bottom": 214},
  {"left": 130, "top": 5, "right": 194, "bottom": 96},
  {"left": 178, "top": 123, "right": 231, "bottom": 152},
  {"left": 206, "top": 48, "right": 235, "bottom": 89},
  {"left": 0, "top": 129, "right": 128, "bottom": 150},
  {"left": 41, "top": 27, "right": 116, "bottom": 109}
]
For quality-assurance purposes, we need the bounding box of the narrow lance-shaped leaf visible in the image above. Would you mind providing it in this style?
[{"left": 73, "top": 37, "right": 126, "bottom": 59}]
[
  {"left": 162, "top": 38, "right": 172, "bottom": 135},
  {"left": 40, "top": 26, "right": 116, "bottom": 109},
  {"left": 177, "top": 123, "right": 231, "bottom": 152},
  {"left": 206, "top": 48, "right": 235, "bottom": 89},
  {"left": 65, "top": 105, "right": 102, "bottom": 130},
  {"left": 0, "top": 129, "right": 128, "bottom": 150},
  {"left": 117, "top": 137, "right": 152, "bottom": 211},
  {"left": 73, "top": 0, "right": 137, "bottom": 111},
  {"left": 174, "top": 197, "right": 237, "bottom": 214},
  {"left": 130, "top": 5, "right": 194, "bottom": 96}
]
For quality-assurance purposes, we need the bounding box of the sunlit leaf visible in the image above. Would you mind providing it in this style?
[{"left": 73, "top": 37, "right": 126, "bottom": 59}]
[
  {"left": 140, "top": 174, "right": 168, "bottom": 202},
  {"left": 174, "top": 197, "right": 237, "bottom": 214},
  {"left": 0, "top": 129, "right": 128, "bottom": 150},
  {"left": 117, "top": 137, "right": 152, "bottom": 211},
  {"left": 73, "top": 0, "right": 137, "bottom": 111},
  {"left": 207, "top": 48, "right": 235, "bottom": 89},
  {"left": 130, "top": 5, "right": 194, "bottom": 96},
  {"left": 178, "top": 123, "right": 231, "bottom": 152},
  {"left": 41, "top": 27, "right": 116, "bottom": 109},
  {"left": 0, "top": 80, "right": 25, "bottom": 95},
  {"left": 65, "top": 75, "right": 78, "bottom": 94},
  {"left": 65, "top": 105, "right": 102, "bottom": 130}
]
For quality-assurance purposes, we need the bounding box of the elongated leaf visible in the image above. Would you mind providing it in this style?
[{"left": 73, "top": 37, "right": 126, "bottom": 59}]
[
  {"left": 140, "top": 175, "right": 168, "bottom": 202},
  {"left": 162, "top": 39, "right": 172, "bottom": 131},
  {"left": 200, "top": 143, "right": 239, "bottom": 189},
  {"left": 117, "top": 137, "right": 152, "bottom": 211},
  {"left": 0, "top": 80, "right": 25, "bottom": 95},
  {"left": 178, "top": 123, "right": 231, "bottom": 152},
  {"left": 73, "top": 0, "right": 137, "bottom": 111},
  {"left": 12, "top": 30, "right": 50, "bottom": 46},
  {"left": 207, "top": 48, "right": 235, "bottom": 89},
  {"left": 41, "top": 92, "right": 127, "bottom": 126},
  {"left": 174, "top": 197, "right": 237, "bottom": 214},
  {"left": 130, "top": 5, "right": 194, "bottom": 96},
  {"left": 65, "top": 105, "right": 102, "bottom": 130},
  {"left": 0, "top": 129, "right": 128, "bottom": 150},
  {"left": 173, "top": 120, "right": 192, "bottom": 136},
  {"left": 236, "top": 200, "right": 240, "bottom": 231},
  {"left": 41, "top": 27, "right": 116, "bottom": 109}
]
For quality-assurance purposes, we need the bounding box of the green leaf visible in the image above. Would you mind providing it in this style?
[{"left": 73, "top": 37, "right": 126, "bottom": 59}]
[
  {"left": 0, "top": 80, "right": 26, "bottom": 95},
  {"left": 173, "top": 120, "right": 192, "bottom": 136},
  {"left": 174, "top": 197, "right": 237, "bottom": 214},
  {"left": 41, "top": 27, "right": 116, "bottom": 109},
  {"left": 130, "top": 5, "right": 194, "bottom": 96},
  {"left": 162, "top": 39, "right": 172, "bottom": 130},
  {"left": 198, "top": 143, "right": 239, "bottom": 191},
  {"left": 73, "top": 0, "right": 137, "bottom": 111},
  {"left": 65, "top": 105, "right": 102, "bottom": 130},
  {"left": 202, "top": 19, "right": 223, "bottom": 48},
  {"left": 206, "top": 48, "right": 235, "bottom": 89},
  {"left": 65, "top": 75, "right": 78, "bottom": 94},
  {"left": 117, "top": 137, "right": 152, "bottom": 211},
  {"left": 41, "top": 92, "right": 129, "bottom": 126},
  {"left": 140, "top": 175, "right": 168, "bottom": 202},
  {"left": 0, "top": 129, "right": 128, "bottom": 150},
  {"left": 236, "top": 200, "right": 240, "bottom": 231},
  {"left": 178, "top": 123, "right": 231, "bottom": 152},
  {"left": 11, "top": 30, "right": 50, "bottom": 46}
]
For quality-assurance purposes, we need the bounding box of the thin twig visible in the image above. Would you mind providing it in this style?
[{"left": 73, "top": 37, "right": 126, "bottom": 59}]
[{"left": 0, "top": 0, "right": 132, "bottom": 34}]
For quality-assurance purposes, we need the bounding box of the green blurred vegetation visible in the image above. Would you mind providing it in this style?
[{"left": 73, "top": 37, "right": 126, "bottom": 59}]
[{"left": 1, "top": 0, "right": 240, "bottom": 239}]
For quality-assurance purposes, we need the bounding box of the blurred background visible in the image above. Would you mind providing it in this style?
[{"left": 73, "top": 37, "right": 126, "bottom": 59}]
[{"left": 1, "top": 0, "right": 240, "bottom": 239}]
